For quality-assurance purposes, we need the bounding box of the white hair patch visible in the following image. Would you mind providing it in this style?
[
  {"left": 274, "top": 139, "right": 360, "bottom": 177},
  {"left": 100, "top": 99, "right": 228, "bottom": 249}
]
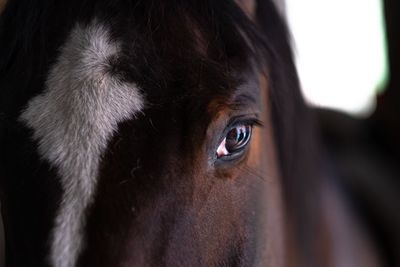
[{"left": 20, "top": 21, "right": 144, "bottom": 267}]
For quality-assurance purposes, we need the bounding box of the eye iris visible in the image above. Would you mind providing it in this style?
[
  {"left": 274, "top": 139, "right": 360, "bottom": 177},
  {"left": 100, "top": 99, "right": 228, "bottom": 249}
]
[
  {"left": 225, "top": 125, "right": 250, "bottom": 153},
  {"left": 216, "top": 123, "right": 253, "bottom": 159}
]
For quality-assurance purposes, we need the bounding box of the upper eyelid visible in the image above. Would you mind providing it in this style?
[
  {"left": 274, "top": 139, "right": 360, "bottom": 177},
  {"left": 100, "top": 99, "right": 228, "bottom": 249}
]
[
  {"left": 230, "top": 93, "right": 258, "bottom": 108},
  {"left": 227, "top": 117, "right": 263, "bottom": 129}
]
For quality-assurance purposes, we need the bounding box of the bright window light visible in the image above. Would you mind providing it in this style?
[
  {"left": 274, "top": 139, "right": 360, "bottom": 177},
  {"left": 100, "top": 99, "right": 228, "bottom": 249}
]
[{"left": 285, "top": 0, "right": 389, "bottom": 117}]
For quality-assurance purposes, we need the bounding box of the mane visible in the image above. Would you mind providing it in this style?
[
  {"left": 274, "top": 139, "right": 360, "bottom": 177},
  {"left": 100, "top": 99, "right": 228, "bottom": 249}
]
[{"left": 0, "top": 0, "right": 321, "bottom": 265}]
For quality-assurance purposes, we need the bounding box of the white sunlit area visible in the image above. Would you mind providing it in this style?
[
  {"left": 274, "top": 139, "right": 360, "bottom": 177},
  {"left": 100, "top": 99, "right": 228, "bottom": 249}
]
[{"left": 285, "top": 0, "right": 389, "bottom": 117}]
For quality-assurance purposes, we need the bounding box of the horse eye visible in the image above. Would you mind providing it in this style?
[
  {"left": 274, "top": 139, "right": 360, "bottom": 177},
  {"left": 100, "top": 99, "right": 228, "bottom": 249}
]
[{"left": 216, "top": 124, "right": 252, "bottom": 159}]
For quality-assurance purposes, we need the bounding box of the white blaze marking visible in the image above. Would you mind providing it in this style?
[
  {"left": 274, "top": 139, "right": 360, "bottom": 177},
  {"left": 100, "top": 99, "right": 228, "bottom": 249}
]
[{"left": 20, "top": 21, "right": 144, "bottom": 267}]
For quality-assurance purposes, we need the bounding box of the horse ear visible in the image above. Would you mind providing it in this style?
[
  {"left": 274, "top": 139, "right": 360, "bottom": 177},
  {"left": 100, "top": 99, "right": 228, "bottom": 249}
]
[{"left": 234, "top": 0, "right": 256, "bottom": 20}]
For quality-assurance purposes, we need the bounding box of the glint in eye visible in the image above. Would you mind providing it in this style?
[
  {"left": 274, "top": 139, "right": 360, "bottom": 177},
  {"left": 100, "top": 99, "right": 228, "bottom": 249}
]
[{"left": 216, "top": 124, "right": 252, "bottom": 159}]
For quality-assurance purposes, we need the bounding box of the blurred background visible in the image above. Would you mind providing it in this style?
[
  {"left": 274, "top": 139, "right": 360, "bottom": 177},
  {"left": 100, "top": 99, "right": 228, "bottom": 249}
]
[{"left": 278, "top": 0, "right": 400, "bottom": 265}]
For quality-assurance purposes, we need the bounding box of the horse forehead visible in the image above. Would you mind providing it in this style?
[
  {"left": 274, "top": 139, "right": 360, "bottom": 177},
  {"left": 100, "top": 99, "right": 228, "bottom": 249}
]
[
  {"left": 18, "top": 14, "right": 259, "bottom": 266},
  {"left": 20, "top": 21, "right": 145, "bottom": 267}
]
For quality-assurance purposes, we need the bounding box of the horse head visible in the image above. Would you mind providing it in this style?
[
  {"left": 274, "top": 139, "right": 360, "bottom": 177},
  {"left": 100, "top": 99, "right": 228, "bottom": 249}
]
[{"left": 1, "top": 1, "right": 377, "bottom": 266}]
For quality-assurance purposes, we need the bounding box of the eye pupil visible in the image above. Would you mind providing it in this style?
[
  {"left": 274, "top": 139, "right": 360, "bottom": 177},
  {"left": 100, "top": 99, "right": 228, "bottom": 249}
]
[
  {"left": 226, "top": 126, "right": 248, "bottom": 152},
  {"left": 216, "top": 124, "right": 252, "bottom": 158}
]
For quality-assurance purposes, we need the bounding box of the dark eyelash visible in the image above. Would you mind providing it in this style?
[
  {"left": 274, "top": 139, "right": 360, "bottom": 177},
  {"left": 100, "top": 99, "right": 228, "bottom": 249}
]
[{"left": 227, "top": 117, "right": 263, "bottom": 129}]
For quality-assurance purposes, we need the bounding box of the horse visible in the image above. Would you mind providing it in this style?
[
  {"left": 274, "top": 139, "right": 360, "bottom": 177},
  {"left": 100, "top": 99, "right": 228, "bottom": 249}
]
[{"left": 0, "top": 0, "right": 383, "bottom": 266}]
